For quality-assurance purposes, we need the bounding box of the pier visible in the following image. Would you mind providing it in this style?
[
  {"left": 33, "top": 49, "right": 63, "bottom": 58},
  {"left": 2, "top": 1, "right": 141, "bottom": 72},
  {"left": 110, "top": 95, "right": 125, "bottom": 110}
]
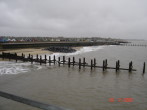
[{"left": 0, "top": 52, "right": 144, "bottom": 73}]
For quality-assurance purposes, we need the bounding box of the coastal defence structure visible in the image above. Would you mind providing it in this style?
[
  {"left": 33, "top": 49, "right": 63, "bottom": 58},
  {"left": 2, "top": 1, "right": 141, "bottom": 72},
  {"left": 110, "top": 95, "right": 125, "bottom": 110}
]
[
  {"left": 0, "top": 52, "right": 146, "bottom": 110},
  {"left": 0, "top": 41, "right": 119, "bottom": 49},
  {"left": 0, "top": 52, "right": 146, "bottom": 74},
  {"left": 120, "top": 43, "right": 147, "bottom": 47}
]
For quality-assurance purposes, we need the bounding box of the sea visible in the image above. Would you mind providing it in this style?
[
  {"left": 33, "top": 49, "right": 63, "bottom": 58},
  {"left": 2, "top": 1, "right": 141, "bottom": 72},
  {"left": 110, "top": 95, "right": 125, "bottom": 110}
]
[{"left": 0, "top": 40, "right": 147, "bottom": 110}]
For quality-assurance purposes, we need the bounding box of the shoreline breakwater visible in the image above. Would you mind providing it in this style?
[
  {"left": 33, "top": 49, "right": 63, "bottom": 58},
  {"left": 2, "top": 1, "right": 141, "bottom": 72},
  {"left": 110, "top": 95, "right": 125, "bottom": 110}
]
[
  {"left": 0, "top": 41, "right": 120, "bottom": 49},
  {"left": 44, "top": 46, "right": 76, "bottom": 53}
]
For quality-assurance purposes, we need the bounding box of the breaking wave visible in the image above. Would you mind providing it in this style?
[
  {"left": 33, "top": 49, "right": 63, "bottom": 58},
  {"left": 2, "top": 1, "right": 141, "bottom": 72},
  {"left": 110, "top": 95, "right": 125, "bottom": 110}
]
[
  {"left": 43, "top": 45, "right": 106, "bottom": 58},
  {"left": 0, "top": 46, "right": 106, "bottom": 75},
  {"left": 0, "top": 61, "right": 42, "bottom": 75}
]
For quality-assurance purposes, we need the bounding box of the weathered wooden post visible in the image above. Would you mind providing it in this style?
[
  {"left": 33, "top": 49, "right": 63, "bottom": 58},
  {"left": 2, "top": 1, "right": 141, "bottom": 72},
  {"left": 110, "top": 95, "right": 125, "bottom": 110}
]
[
  {"left": 36, "top": 54, "right": 39, "bottom": 61},
  {"left": 143, "top": 62, "right": 145, "bottom": 74},
  {"left": 63, "top": 56, "right": 65, "bottom": 65},
  {"left": 105, "top": 59, "right": 107, "bottom": 69},
  {"left": 83, "top": 57, "right": 85, "bottom": 67},
  {"left": 94, "top": 58, "right": 96, "bottom": 68},
  {"left": 58, "top": 57, "right": 60, "bottom": 66},
  {"left": 116, "top": 61, "right": 118, "bottom": 72},
  {"left": 115, "top": 60, "right": 120, "bottom": 72},
  {"left": 117, "top": 60, "right": 120, "bottom": 70},
  {"left": 68, "top": 57, "right": 70, "bottom": 68},
  {"left": 45, "top": 55, "right": 47, "bottom": 64},
  {"left": 15, "top": 53, "right": 17, "bottom": 62},
  {"left": 129, "top": 62, "right": 131, "bottom": 72},
  {"left": 73, "top": 57, "right": 75, "bottom": 66},
  {"left": 22, "top": 53, "right": 24, "bottom": 57},
  {"left": 79, "top": 58, "right": 81, "bottom": 69},
  {"left": 91, "top": 59, "right": 93, "bottom": 70},
  {"left": 49, "top": 56, "right": 51, "bottom": 65},
  {"left": 130, "top": 61, "right": 133, "bottom": 72},
  {"left": 103, "top": 60, "right": 105, "bottom": 71},
  {"left": 40, "top": 56, "right": 42, "bottom": 65},
  {"left": 28, "top": 54, "right": 30, "bottom": 59},
  {"left": 129, "top": 61, "right": 133, "bottom": 72},
  {"left": 53, "top": 55, "right": 56, "bottom": 65}
]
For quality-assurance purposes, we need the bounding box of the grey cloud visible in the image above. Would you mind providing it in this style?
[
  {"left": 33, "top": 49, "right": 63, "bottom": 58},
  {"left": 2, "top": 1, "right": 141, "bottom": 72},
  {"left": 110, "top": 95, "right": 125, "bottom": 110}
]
[{"left": 0, "top": 0, "right": 147, "bottom": 39}]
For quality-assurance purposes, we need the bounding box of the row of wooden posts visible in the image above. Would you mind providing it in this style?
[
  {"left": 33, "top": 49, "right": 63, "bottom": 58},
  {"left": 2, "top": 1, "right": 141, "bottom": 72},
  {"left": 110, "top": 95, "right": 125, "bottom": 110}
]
[
  {"left": 120, "top": 44, "right": 147, "bottom": 47},
  {"left": 0, "top": 52, "right": 146, "bottom": 74}
]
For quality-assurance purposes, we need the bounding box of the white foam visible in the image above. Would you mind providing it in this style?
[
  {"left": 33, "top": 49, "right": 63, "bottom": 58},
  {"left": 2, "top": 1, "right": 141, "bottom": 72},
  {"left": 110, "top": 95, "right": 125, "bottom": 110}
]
[
  {"left": 0, "top": 46, "right": 106, "bottom": 75},
  {"left": 0, "top": 61, "right": 42, "bottom": 75},
  {"left": 41, "top": 45, "right": 106, "bottom": 59}
]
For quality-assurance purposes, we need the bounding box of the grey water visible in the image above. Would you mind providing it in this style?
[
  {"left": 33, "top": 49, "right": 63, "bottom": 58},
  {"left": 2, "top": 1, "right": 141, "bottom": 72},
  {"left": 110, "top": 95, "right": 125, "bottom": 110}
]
[{"left": 0, "top": 41, "right": 147, "bottom": 110}]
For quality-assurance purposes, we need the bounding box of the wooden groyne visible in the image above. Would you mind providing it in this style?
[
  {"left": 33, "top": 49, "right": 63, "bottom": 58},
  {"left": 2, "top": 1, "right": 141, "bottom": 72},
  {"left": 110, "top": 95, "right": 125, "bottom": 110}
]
[
  {"left": 120, "top": 43, "right": 147, "bottom": 47},
  {"left": 1, "top": 52, "right": 145, "bottom": 73}
]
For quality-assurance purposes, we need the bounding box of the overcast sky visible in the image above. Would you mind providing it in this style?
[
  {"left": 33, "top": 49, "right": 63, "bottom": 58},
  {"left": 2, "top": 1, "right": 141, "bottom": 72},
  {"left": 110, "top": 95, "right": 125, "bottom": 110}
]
[{"left": 0, "top": 0, "right": 147, "bottom": 39}]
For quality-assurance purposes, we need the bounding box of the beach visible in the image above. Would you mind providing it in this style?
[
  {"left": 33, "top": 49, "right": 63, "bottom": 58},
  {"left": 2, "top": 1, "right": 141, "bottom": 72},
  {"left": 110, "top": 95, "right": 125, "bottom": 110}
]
[
  {"left": 0, "top": 46, "right": 81, "bottom": 54},
  {"left": 0, "top": 48, "right": 53, "bottom": 56},
  {"left": 0, "top": 47, "right": 82, "bottom": 61}
]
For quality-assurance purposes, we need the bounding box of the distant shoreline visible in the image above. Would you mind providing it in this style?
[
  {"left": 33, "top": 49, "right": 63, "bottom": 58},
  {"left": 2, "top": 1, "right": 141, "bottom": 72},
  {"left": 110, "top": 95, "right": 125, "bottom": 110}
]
[
  {"left": 0, "top": 46, "right": 82, "bottom": 57},
  {"left": 0, "top": 41, "right": 120, "bottom": 50}
]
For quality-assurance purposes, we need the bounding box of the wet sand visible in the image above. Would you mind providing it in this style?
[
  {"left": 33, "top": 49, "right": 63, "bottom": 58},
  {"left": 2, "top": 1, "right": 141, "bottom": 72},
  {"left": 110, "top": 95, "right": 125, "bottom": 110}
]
[
  {"left": 0, "top": 48, "right": 53, "bottom": 62},
  {"left": 72, "top": 46, "right": 82, "bottom": 50},
  {"left": 0, "top": 48, "right": 53, "bottom": 56},
  {"left": 0, "top": 47, "right": 81, "bottom": 55}
]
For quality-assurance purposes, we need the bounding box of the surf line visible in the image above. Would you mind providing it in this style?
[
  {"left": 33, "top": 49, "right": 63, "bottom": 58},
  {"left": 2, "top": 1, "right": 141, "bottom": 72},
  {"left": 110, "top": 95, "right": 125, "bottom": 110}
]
[{"left": 1, "top": 52, "right": 145, "bottom": 73}]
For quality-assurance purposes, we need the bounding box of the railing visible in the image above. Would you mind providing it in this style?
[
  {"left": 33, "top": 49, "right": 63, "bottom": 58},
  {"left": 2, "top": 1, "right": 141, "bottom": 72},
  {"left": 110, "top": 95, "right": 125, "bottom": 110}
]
[{"left": 0, "top": 91, "right": 71, "bottom": 110}]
